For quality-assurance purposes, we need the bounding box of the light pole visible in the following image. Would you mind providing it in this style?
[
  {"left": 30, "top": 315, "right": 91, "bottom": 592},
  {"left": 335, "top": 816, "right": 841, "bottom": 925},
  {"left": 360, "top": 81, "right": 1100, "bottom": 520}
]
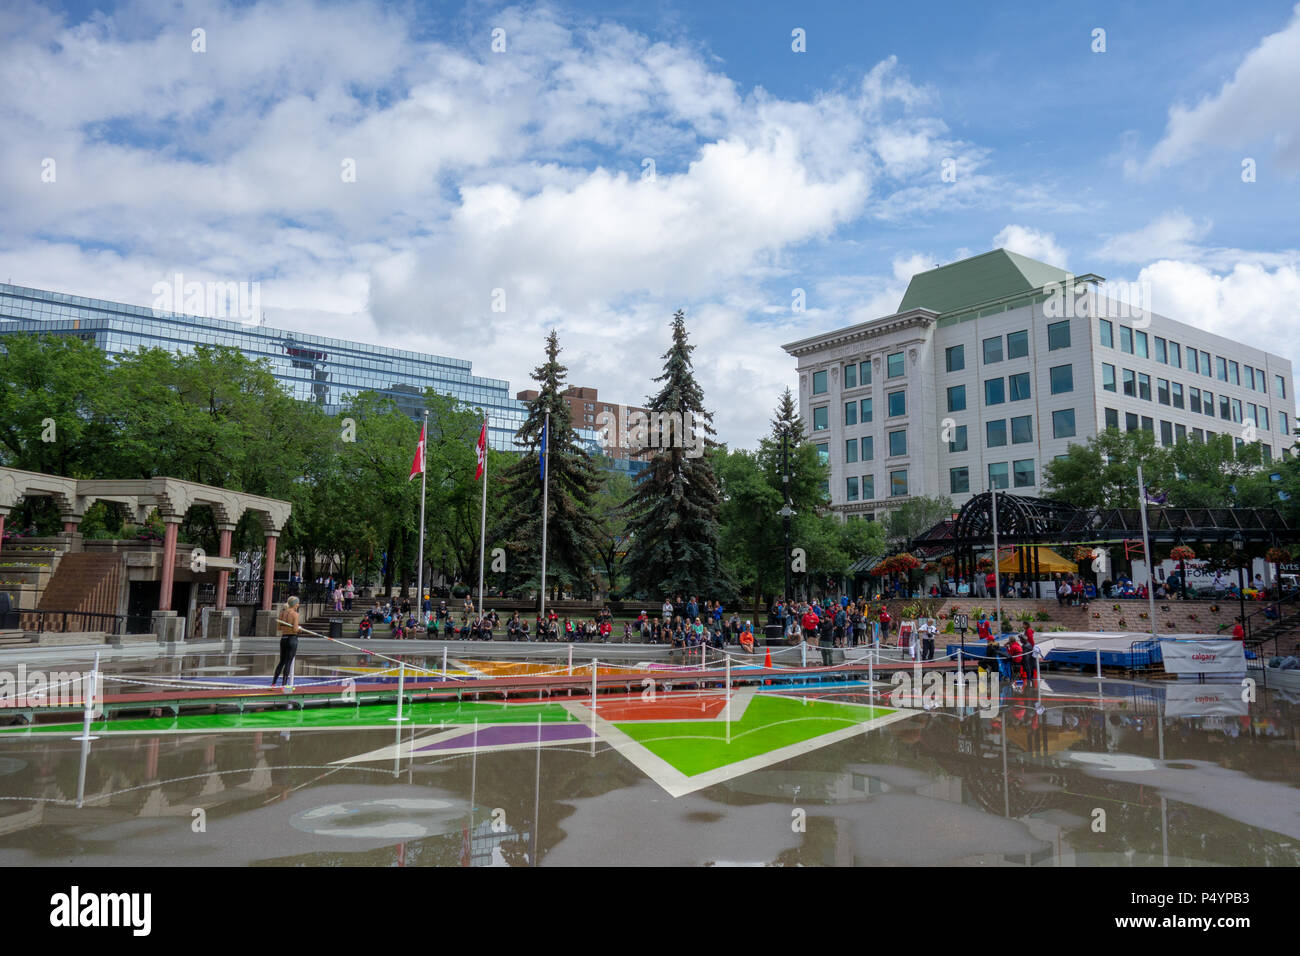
[
  {"left": 1232, "top": 531, "right": 1247, "bottom": 638},
  {"left": 781, "top": 426, "right": 795, "bottom": 605}
]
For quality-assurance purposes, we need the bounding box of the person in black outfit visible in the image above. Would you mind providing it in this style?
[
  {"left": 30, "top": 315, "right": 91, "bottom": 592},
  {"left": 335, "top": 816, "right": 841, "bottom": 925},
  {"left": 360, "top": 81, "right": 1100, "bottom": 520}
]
[
  {"left": 271, "top": 596, "right": 301, "bottom": 688},
  {"left": 819, "top": 612, "right": 835, "bottom": 667}
]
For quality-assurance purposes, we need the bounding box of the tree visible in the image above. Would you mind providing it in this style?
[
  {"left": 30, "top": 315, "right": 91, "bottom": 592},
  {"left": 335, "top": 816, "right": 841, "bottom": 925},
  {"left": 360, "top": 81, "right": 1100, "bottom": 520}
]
[
  {"left": 885, "top": 495, "right": 954, "bottom": 544},
  {"left": 492, "top": 330, "right": 603, "bottom": 601},
  {"left": 1042, "top": 428, "right": 1172, "bottom": 508},
  {"left": 1165, "top": 434, "right": 1275, "bottom": 508},
  {"left": 591, "top": 467, "right": 635, "bottom": 596},
  {"left": 622, "top": 311, "right": 734, "bottom": 601}
]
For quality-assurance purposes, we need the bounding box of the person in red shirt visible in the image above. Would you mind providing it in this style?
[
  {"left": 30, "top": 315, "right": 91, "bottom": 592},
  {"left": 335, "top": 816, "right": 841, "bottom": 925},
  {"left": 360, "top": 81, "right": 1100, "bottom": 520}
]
[
  {"left": 801, "top": 607, "right": 820, "bottom": 641},
  {"left": 1007, "top": 634, "right": 1025, "bottom": 682},
  {"left": 878, "top": 606, "right": 892, "bottom": 642},
  {"left": 1232, "top": 619, "right": 1245, "bottom": 641},
  {"left": 984, "top": 571, "right": 997, "bottom": 597}
]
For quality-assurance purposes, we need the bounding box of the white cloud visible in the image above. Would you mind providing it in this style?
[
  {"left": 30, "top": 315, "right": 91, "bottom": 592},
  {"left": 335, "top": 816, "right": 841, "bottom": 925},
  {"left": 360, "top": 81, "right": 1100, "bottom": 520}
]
[
  {"left": 992, "top": 225, "right": 1067, "bottom": 269},
  {"left": 1134, "top": 5, "right": 1300, "bottom": 177},
  {"left": 1095, "top": 213, "right": 1213, "bottom": 264}
]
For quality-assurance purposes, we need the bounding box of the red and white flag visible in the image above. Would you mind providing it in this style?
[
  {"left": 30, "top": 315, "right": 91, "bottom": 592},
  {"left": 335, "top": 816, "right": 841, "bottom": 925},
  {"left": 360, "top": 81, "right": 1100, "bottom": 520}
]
[
  {"left": 475, "top": 420, "right": 488, "bottom": 481},
  {"left": 408, "top": 421, "right": 426, "bottom": 481}
]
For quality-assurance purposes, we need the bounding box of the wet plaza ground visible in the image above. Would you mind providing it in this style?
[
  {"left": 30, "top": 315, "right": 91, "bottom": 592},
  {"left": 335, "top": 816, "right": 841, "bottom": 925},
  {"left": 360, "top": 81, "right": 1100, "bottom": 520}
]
[{"left": 0, "top": 644, "right": 1297, "bottom": 866}]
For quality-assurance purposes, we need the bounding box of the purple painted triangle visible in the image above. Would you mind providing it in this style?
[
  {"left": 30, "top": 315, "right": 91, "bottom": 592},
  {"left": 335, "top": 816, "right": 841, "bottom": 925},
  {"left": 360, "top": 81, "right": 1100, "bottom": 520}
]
[{"left": 416, "top": 722, "right": 595, "bottom": 752}]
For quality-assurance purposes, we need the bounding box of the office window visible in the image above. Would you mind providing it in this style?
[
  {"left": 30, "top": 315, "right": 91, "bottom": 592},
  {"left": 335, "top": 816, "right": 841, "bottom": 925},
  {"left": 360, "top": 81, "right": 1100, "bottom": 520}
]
[
  {"left": 860, "top": 398, "right": 873, "bottom": 422},
  {"left": 1171, "top": 382, "right": 1184, "bottom": 409},
  {"left": 1047, "top": 320, "right": 1070, "bottom": 351},
  {"left": 1189, "top": 387, "right": 1201, "bottom": 414},
  {"left": 1154, "top": 337, "right": 1167, "bottom": 363},
  {"left": 1229, "top": 361, "right": 1240, "bottom": 386},
  {"left": 1099, "top": 319, "right": 1113, "bottom": 348},
  {"left": 1104, "top": 407, "right": 1119, "bottom": 430},
  {"left": 986, "top": 419, "right": 1008, "bottom": 447},
  {"left": 1052, "top": 408, "right": 1076, "bottom": 438},
  {"left": 888, "top": 429, "right": 908, "bottom": 457},
  {"left": 1260, "top": 407, "right": 1269, "bottom": 430},
  {"left": 1009, "top": 372, "right": 1031, "bottom": 401},
  {"left": 1141, "top": 416, "right": 1154, "bottom": 433},
  {"left": 860, "top": 361, "right": 872, "bottom": 386},
  {"left": 1174, "top": 423, "right": 1186, "bottom": 443},
  {"left": 1169, "top": 342, "right": 1181, "bottom": 368},
  {"left": 1281, "top": 412, "right": 1289, "bottom": 436},
  {"left": 1187, "top": 349, "right": 1199, "bottom": 375},
  {"left": 950, "top": 467, "right": 970, "bottom": 494},
  {"left": 949, "top": 424, "right": 968, "bottom": 452},
  {"left": 1049, "top": 364, "right": 1073, "bottom": 394},
  {"left": 1120, "top": 326, "right": 1133, "bottom": 353},
  {"left": 1200, "top": 351, "right": 1211, "bottom": 377},
  {"left": 863, "top": 475, "right": 875, "bottom": 500},
  {"left": 945, "top": 345, "right": 965, "bottom": 373},
  {"left": 862, "top": 435, "right": 874, "bottom": 460},
  {"left": 1013, "top": 459, "right": 1035, "bottom": 488},
  {"left": 887, "top": 389, "right": 906, "bottom": 417},
  {"left": 1204, "top": 390, "right": 1215, "bottom": 417},
  {"left": 988, "top": 462, "right": 1009, "bottom": 489},
  {"left": 1126, "top": 412, "right": 1139, "bottom": 432},
  {"left": 1276, "top": 374, "right": 1288, "bottom": 399},
  {"left": 813, "top": 406, "right": 828, "bottom": 430},
  {"left": 1255, "top": 368, "right": 1266, "bottom": 393},
  {"left": 844, "top": 363, "right": 857, "bottom": 389},
  {"left": 1007, "top": 330, "right": 1029, "bottom": 359},
  {"left": 1122, "top": 368, "right": 1136, "bottom": 397},
  {"left": 1244, "top": 365, "right": 1254, "bottom": 391},
  {"left": 890, "top": 470, "right": 908, "bottom": 497},
  {"left": 947, "top": 384, "right": 966, "bottom": 412},
  {"left": 844, "top": 401, "right": 858, "bottom": 426},
  {"left": 1135, "top": 331, "right": 1148, "bottom": 358},
  {"left": 1219, "top": 394, "right": 1231, "bottom": 420},
  {"left": 887, "top": 352, "right": 904, "bottom": 378},
  {"left": 1138, "top": 373, "right": 1151, "bottom": 401},
  {"left": 1011, "top": 415, "right": 1033, "bottom": 444},
  {"left": 846, "top": 476, "right": 859, "bottom": 502},
  {"left": 1157, "top": 378, "right": 1170, "bottom": 405},
  {"left": 812, "top": 370, "right": 828, "bottom": 395},
  {"left": 1232, "top": 398, "right": 1243, "bottom": 423},
  {"left": 815, "top": 443, "right": 829, "bottom": 464},
  {"left": 1160, "top": 420, "right": 1173, "bottom": 446},
  {"left": 985, "top": 378, "right": 1005, "bottom": 405},
  {"left": 1102, "top": 363, "right": 1116, "bottom": 392},
  {"left": 983, "top": 336, "right": 1003, "bottom": 364},
  {"left": 845, "top": 439, "right": 858, "bottom": 464},
  {"left": 1192, "top": 427, "right": 1204, "bottom": 443},
  {"left": 820, "top": 480, "right": 830, "bottom": 500}
]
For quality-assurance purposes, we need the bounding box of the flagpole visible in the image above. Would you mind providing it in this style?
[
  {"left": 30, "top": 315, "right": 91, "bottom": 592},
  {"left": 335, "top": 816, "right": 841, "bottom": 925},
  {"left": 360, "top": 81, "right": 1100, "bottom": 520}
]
[
  {"left": 477, "top": 416, "right": 489, "bottom": 620},
  {"left": 539, "top": 410, "right": 551, "bottom": 626},
  {"left": 417, "top": 409, "right": 428, "bottom": 606}
]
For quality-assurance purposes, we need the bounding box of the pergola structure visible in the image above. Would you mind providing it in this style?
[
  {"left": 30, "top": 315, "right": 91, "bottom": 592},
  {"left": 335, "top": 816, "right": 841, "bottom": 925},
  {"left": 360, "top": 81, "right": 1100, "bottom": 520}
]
[
  {"left": 0, "top": 467, "right": 291, "bottom": 631},
  {"left": 913, "top": 492, "right": 1298, "bottom": 583}
]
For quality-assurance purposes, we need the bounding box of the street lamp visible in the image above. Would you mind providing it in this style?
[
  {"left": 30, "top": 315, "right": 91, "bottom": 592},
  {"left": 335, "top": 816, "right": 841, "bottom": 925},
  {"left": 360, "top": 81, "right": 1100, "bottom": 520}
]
[
  {"left": 780, "top": 425, "right": 796, "bottom": 605},
  {"left": 1232, "top": 531, "right": 1246, "bottom": 638}
]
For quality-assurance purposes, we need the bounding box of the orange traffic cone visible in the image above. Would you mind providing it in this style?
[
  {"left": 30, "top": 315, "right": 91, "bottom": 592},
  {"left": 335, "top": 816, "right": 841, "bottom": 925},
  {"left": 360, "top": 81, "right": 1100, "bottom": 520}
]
[{"left": 764, "top": 646, "right": 772, "bottom": 685}]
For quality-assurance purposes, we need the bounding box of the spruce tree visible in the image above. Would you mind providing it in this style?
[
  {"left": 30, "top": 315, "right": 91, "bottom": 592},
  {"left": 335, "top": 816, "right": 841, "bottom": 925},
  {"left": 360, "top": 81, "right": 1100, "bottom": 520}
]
[
  {"left": 493, "top": 330, "right": 603, "bottom": 603},
  {"left": 623, "top": 310, "right": 735, "bottom": 601}
]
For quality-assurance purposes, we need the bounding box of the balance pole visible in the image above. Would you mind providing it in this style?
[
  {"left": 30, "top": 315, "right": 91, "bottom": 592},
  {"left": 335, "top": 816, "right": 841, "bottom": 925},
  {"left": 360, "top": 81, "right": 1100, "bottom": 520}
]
[{"left": 72, "top": 651, "right": 100, "bottom": 742}]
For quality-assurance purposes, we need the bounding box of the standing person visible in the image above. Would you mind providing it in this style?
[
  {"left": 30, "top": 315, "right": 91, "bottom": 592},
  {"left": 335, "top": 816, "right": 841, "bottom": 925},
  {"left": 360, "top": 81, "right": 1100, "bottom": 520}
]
[
  {"left": 818, "top": 608, "right": 835, "bottom": 667},
  {"left": 878, "top": 604, "right": 892, "bottom": 644},
  {"left": 345, "top": 580, "right": 354, "bottom": 611},
  {"left": 834, "top": 603, "right": 847, "bottom": 649},
  {"left": 271, "top": 596, "right": 301, "bottom": 689},
  {"left": 921, "top": 618, "right": 936, "bottom": 661}
]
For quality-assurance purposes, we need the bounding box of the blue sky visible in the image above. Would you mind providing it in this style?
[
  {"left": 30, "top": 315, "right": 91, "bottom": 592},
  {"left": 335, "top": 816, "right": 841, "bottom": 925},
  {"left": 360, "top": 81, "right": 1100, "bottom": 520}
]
[{"left": 2, "top": 0, "right": 1298, "bottom": 446}]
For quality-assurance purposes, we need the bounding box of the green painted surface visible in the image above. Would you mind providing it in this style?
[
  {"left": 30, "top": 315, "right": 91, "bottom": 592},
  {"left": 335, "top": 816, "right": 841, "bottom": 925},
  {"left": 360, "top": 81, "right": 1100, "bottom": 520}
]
[
  {"left": 614, "top": 695, "right": 891, "bottom": 777},
  {"left": 0, "top": 699, "right": 578, "bottom": 735}
]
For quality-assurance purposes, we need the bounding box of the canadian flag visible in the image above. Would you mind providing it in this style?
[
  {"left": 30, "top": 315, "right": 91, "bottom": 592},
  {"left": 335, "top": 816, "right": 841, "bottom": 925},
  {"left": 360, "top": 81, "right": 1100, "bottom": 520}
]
[
  {"left": 408, "top": 421, "right": 425, "bottom": 481},
  {"left": 475, "top": 420, "right": 488, "bottom": 480}
]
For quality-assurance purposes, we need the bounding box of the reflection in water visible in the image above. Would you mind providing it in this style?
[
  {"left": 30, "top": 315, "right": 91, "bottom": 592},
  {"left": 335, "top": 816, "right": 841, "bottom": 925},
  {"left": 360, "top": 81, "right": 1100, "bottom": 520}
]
[{"left": 0, "top": 651, "right": 1297, "bottom": 866}]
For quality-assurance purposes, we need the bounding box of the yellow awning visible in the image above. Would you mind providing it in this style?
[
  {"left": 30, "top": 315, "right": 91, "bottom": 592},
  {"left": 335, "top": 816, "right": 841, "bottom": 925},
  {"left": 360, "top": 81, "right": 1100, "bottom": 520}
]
[{"left": 996, "top": 545, "right": 1076, "bottom": 574}]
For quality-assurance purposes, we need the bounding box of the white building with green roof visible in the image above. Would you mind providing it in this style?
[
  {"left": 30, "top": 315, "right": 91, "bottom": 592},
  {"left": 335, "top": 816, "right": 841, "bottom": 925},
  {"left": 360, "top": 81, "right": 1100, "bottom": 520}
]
[{"left": 782, "top": 249, "right": 1296, "bottom": 520}]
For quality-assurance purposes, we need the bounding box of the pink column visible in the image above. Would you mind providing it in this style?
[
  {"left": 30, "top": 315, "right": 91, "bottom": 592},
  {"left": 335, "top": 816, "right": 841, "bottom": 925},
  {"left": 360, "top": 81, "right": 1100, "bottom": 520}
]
[
  {"left": 215, "top": 528, "right": 234, "bottom": 611},
  {"left": 63, "top": 521, "right": 78, "bottom": 534},
  {"left": 159, "top": 520, "right": 180, "bottom": 612},
  {"left": 262, "top": 534, "right": 278, "bottom": 610}
]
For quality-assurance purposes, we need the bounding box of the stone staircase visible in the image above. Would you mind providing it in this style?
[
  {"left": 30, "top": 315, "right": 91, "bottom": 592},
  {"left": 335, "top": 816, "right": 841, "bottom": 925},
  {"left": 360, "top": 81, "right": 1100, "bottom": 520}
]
[
  {"left": 868, "top": 595, "right": 1233, "bottom": 637},
  {"left": 24, "top": 552, "right": 124, "bottom": 632}
]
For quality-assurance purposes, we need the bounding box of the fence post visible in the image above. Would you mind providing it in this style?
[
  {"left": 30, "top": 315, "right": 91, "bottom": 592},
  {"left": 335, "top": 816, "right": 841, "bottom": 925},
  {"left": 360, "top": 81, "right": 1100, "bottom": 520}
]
[
  {"left": 72, "top": 652, "right": 99, "bottom": 742},
  {"left": 1096, "top": 646, "right": 1102, "bottom": 679},
  {"left": 389, "top": 663, "right": 406, "bottom": 722}
]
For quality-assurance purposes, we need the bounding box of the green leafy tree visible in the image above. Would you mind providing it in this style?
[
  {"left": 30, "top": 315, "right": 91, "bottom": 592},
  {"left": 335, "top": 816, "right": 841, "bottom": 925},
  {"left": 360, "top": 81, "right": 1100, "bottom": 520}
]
[
  {"left": 492, "top": 331, "right": 603, "bottom": 602},
  {"left": 1042, "top": 428, "right": 1172, "bottom": 508},
  {"left": 885, "top": 494, "right": 954, "bottom": 544},
  {"left": 622, "top": 311, "right": 734, "bottom": 601}
]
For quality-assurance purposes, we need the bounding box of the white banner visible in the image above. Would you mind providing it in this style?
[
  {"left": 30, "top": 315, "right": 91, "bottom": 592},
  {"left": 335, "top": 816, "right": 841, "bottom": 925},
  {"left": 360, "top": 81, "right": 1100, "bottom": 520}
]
[
  {"left": 1163, "top": 681, "right": 1249, "bottom": 718},
  {"left": 1160, "top": 639, "right": 1246, "bottom": 675}
]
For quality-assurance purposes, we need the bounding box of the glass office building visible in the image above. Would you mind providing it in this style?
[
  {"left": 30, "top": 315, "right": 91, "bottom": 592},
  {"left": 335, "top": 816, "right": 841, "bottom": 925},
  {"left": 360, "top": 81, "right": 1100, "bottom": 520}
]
[{"left": 0, "top": 283, "right": 528, "bottom": 449}]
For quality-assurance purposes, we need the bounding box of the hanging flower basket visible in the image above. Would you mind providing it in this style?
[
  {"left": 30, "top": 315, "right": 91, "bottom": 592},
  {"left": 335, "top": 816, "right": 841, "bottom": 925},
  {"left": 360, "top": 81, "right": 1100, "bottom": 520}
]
[
  {"left": 893, "top": 553, "right": 921, "bottom": 572},
  {"left": 923, "top": 562, "right": 942, "bottom": 575},
  {"left": 1266, "top": 546, "right": 1291, "bottom": 564},
  {"left": 940, "top": 555, "right": 956, "bottom": 570},
  {"left": 1073, "top": 546, "right": 1094, "bottom": 562},
  {"left": 1169, "top": 545, "right": 1197, "bottom": 561},
  {"left": 976, "top": 557, "right": 993, "bottom": 572}
]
